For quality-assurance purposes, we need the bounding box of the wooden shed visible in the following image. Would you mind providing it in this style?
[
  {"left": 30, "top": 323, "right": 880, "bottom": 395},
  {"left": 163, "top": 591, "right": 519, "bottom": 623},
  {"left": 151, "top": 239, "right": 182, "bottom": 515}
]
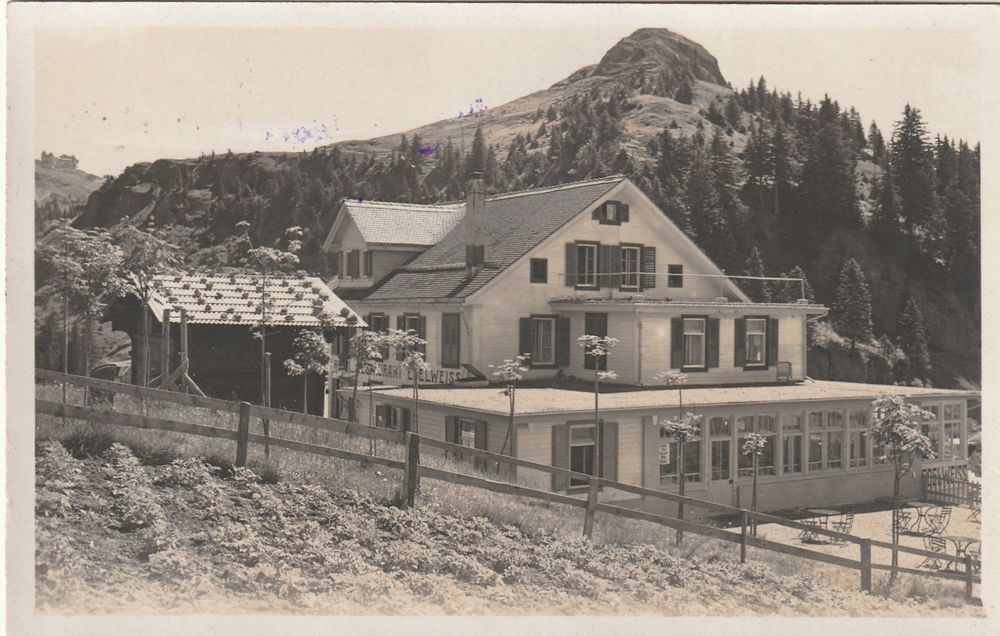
[{"left": 108, "top": 273, "right": 363, "bottom": 414}]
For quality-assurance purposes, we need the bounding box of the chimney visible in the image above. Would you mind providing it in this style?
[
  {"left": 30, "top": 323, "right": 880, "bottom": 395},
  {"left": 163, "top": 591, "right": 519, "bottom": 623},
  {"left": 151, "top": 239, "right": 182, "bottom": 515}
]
[{"left": 465, "top": 172, "right": 486, "bottom": 276}]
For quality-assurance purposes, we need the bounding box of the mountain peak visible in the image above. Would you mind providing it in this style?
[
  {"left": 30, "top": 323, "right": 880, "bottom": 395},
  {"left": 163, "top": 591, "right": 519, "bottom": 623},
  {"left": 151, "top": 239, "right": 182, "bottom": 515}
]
[{"left": 560, "top": 28, "right": 727, "bottom": 90}]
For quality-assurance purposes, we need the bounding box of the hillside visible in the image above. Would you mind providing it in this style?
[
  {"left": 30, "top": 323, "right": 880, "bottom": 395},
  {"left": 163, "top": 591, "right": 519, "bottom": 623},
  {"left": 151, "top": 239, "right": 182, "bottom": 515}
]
[
  {"left": 36, "top": 438, "right": 961, "bottom": 615},
  {"left": 35, "top": 152, "right": 103, "bottom": 230},
  {"left": 54, "top": 27, "right": 981, "bottom": 387}
]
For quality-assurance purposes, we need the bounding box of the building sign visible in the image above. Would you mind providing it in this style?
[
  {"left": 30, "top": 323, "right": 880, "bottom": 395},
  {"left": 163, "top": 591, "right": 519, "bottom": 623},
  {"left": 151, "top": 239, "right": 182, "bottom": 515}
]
[
  {"left": 659, "top": 442, "right": 671, "bottom": 465},
  {"left": 374, "top": 363, "right": 469, "bottom": 385}
]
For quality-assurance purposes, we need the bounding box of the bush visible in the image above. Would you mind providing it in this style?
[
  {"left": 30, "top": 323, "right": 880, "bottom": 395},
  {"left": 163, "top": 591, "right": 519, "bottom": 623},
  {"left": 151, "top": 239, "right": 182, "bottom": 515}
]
[
  {"left": 248, "top": 459, "right": 282, "bottom": 484},
  {"left": 61, "top": 424, "right": 117, "bottom": 459}
]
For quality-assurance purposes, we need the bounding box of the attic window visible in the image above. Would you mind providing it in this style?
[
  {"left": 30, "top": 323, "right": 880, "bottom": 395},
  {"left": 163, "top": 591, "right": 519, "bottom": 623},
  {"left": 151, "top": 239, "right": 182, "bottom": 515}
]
[{"left": 592, "top": 200, "right": 629, "bottom": 225}]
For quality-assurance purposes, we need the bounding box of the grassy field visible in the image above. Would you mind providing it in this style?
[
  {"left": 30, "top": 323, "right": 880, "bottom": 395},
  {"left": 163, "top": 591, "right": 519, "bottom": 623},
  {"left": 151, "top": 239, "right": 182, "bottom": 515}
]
[{"left": 34, "top": 380, "right": 982, "bottom": 615}]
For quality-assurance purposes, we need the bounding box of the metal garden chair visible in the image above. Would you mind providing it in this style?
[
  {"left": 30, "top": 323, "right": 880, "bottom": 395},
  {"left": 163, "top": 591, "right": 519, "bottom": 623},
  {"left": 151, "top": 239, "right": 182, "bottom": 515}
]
[
  {"left": 919, "top": 536, "right": 948, "bottom": 570},
  {"left": 830, "top": 512, "right": 855, "bottom": 543},
  {"left": 925, "top": 506, "right": 952, "bottom": 536}
]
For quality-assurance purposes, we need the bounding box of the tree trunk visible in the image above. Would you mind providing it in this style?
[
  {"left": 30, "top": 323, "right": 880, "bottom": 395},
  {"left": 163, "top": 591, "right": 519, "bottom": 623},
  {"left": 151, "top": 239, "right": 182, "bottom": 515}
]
[
  {"left": 891, "top": 460, "right": 901, "bottom": 581},
  {"left": 751, "top": 455, "right": 759, "bottom": 536},
  {"left": 302, "top": 373, "right": 308, "bottom": 414},
  {"left": 83, "top": 308, "right": 92, "bottom": 404},
  {"left": 594, "top": 370, "right": 601, "bottom": 479},
  {"left": 412, "top": 375, "right": 420, "bottom": 434},
  {"left": 677, "top": 441, "right": 685, "bottom": 544},
  {"left": 368, "top": 380, "right": 377, "bottom": 456},
  {"left": 141, "top": 304, "right": 150, "bottom": 388}
]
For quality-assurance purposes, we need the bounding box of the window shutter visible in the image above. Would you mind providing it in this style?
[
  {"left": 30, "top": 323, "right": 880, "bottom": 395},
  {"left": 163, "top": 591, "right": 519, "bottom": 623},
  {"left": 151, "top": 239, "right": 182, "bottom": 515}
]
[
  {"left": 734, "top": 318, "right": 747, "bottom": 369},
  {"left": 401, "top": 408, "right": 411, "bottom": 433},
  {"left": 445, "top": 416, "right": 459, "bottom": 444},
  {"left": 610, "top": 244, "right": 622, "bottom": 289},
  {"left": 641, "top": 247, "right": 656, "bottom": 289},
  {"left": 519, "top": 317, "right": 533, "bottom": 364},
  {"left": 670, "top": 317, "right": 684, "bottom": 369},
  {"left": 336, "top": 252, "right": 343, "bottom": 279},
  {"left": 601, "top": 421, "right": 619, "bottom": 481},
  {"left": 621, "top": 204, "right": 630, "bottom": 223},
  {"left": 598, "top": 243, "right": 613, "bottom": 288},
  {"left": 475, "top": 420, "right": 488, "bottom": 450},
  {"left": 707, "top": 318, "right": 720, "bottom": 369},
  {"left": 592, "top": 204, "right": 603, "bottom": 220},
  {"left": 555, "top": 317, "right": 571, "bottom": 367},
  {"left": 396, "top": 316, "right": 406, "bottom": 360},
  {"left": 417, "top": 316, "right": 427, "bottom": 355},
  {"left": 552, "top": 424, "right": 569, "bottom": 491},
  {"left": 565, "top": 243, "right": 577, "bottom": 287},
  {"left": 767, "top": 318, "right": 779, "bottom": 367},
  {"left": 365, "top": 250, "right": 374, "bottom": 277}
]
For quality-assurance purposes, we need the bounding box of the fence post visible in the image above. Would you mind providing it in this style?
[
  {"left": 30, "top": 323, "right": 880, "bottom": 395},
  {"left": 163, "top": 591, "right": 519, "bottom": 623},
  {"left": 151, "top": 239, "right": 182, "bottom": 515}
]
[
  {"left": 965, "top": 554, "right": 974, "bottom": 602},
  {"left": 860, "top": 539, "right": 872, "bottom": 593},
  {"left": 739, "top": 510, "right": 748, "bottom": 564},
  {"left": 235, "top": 401, "right": 251, "bottom": 467},
  {"left": 583, "top": 479, "right": 599, "bottom": 538},
  {"left": 401, "top": 432, "right": 420, "bottom": 507}
]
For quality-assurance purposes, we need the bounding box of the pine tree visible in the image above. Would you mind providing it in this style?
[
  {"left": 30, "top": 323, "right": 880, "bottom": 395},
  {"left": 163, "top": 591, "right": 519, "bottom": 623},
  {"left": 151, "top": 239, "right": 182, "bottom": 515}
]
[
  {"left": 868, "top": 121, "right": 886, "bottom": 163},
  {"left": 891, "top": 104, "right": 938, "bottom": 237},
  {"left": 466, "top": 124, "right": 487, "bottom": 175},
  {"left": 674, "top": 81, "right": 693, "bottom": 105},
  {"left": 896, "top": 296, "right": 931, "bottom": 381},
  {"left": 742, "top": 247, "right": 772, "bottom": 302},
  {"left": 831, "top": 258, "right": 874, "bottom": 346},
  {"left": 870, "top": 159, "right": 901, "bottom": 241},
  {"left": 775, "top": 265, "right": 814, "bottom": 303}
]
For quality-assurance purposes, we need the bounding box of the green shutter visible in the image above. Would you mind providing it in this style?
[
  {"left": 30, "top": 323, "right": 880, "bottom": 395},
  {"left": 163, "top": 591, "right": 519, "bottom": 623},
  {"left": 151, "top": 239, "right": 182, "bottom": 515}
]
[
  {"left": 565, "top": 243, "right": 577, "bottom": 287},
  {"left": 767, "top": 318, "right": 779, "bottom": 367},
  {"left": 601, "top": 421, "right": 619, "bottom": 481},
  {"left": 734, "top": 318, "right": 747, "bottom": 369},
  {"left": 670, "top": 317, "right": 684, "bottom": 369},
  {"left": 552, "top": 424, "right": 569, "bottom": 491},
  {"left": 519, "top": 317, "right": 533, "bottom": 363},
  {"left": 707, "top": 318, "right": 720, "bottom": 368},
  {"left": 555, "top": 316, "right": 571, "bottom": 367},
  {"left": 641, "top": 247, "right": 656, "bottom": 289}
]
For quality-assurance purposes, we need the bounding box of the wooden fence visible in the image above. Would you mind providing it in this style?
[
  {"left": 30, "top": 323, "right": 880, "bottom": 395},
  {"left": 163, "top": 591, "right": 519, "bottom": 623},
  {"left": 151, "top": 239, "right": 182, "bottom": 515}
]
[
  {"left": 922, "top": 470, "right": 978, "bottom": 508},
  {"left": 35, "top": 369, "right": 981, "bottom": 602}
]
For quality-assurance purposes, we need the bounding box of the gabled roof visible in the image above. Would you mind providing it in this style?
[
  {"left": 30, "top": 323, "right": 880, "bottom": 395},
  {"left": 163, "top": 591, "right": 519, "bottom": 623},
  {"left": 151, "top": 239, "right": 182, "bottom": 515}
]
[
  {"left": 324, "top": 200, "right": 464, "bottom": 248},
  {"left": 145, "top": 273, "right": 362, "bottom": 327},
  {"left": 364, "top": 176, "right": 627, "bottom": 301}
]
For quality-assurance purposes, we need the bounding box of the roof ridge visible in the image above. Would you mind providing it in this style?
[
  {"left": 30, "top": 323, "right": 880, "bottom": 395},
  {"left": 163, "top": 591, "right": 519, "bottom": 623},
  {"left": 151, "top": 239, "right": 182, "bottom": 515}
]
[
  {"left": 346, "top": 199, "right": 464, "bottom": 211},
  {"left": 485, "top": 174, "right": 627, "bottom": 201}
]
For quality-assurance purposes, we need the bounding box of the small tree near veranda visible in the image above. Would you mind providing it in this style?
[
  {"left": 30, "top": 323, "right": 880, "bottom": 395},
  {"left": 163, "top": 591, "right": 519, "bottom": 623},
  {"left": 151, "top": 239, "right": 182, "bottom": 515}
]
[
  {"left": 489, "top": 355, "right": 530, "bottom": 473},
  {"left": 391, "top": 328, "right": 429, "bottom": 434},
  {"left": 867, "top": 393, "right": 934, "bottom": 580},
  {"left": 741, "top": 432, "right": 767, "bottom": 536},
  {"left": 283, "top": 329, "right": 331, "bottom": 414},
  {"left": 579, "top": 335, "right": 620, "bottom": 480}
]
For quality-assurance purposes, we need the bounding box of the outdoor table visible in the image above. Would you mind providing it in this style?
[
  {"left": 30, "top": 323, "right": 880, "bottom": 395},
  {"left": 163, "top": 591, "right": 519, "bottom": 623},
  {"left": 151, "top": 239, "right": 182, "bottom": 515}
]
[
  {"left": 941, "top": 535, "right": 979, "bottom": 570},
  {"left": 805, "top": 509, "right": 841, "bottom": 532},
  {"left": 905, "top": 501, "right": 936, "bottom": 534}
]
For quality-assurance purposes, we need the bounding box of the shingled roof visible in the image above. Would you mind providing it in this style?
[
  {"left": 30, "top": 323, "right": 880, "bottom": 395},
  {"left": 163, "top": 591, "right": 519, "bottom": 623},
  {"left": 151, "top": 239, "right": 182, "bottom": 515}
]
[
  {"left": 145, "top": 273, "right": 363, "bottom": 327},
  {"left": 364, "top": 176, "right": 626, "bottom": 301},
  {"left": 335, "top": 200, "right": 465, "bottom": 247}
]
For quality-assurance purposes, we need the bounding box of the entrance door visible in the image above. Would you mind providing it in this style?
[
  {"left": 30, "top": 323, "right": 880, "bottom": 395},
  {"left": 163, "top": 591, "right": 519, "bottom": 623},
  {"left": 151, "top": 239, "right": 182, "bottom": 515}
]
[{"left": 706, "top": 416, "right": 734, "bottom": 506}]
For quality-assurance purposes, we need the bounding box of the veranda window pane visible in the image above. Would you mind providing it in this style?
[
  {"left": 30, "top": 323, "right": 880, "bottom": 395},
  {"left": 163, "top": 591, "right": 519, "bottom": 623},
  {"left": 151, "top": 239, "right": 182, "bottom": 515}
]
[
  {"left": 783, "top": 435, "right": 802, "bottom": 473},
  {"left": 808, "top": 433, "right": 824, "bottom": 471},
  {"left": 711, "top": 440, "right": 730, "bottom": 480}
]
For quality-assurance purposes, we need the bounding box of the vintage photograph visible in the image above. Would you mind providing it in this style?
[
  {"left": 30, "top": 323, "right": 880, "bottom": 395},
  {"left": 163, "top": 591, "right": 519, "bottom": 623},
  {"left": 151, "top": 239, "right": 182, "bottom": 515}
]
[{"left": 7, "top": 1, "right": 996, "bottom": 628}]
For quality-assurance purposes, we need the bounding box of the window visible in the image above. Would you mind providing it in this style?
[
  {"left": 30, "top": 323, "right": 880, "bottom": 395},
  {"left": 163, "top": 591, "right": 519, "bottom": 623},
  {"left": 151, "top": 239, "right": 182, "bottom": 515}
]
[
  {"left": 459, "top": 419, "right": 478, "bottom": 448},
  {"left": 602, "top": 201, "right": 620, "bottom": 222},
  {"left": 569, "top": 425, "right": 597, "bottom": 487},
  {"left": 530, "top": 258, "right": 548, "bottom": 283},
  {"left": 782, "top": 414, "right": 803, "bottom": 474},
  {"left": 668, "top": 264, "right": 684, "bottom": 288},
  {"left": 849, "top": 410, "right": 868, "bottom": 468},
  {"left": 576, "top": 243, "right": 598, "bottom": 288},
  {"left": 942, "top": 403, "right": 963, "bottom": 461},
  {"left": 368, "top": 313, "right": 389, "bottom": 359},
  {"left": 737, "top": 415, "right": 776, "bottom": 477},
  {"left": 659, "top": 427, "right": 702, "bottom": 486},
  {"left": 807, "top": 411, "right": 845, "bottom": 471},
  {"left": 922, "top": 405, "right": 943, "bottom": 461},
  {"left": 348, "top": 250, "right": 360, "bottom": 278},
  {"left": 745, "top": 318, "right": 767, "bottom": 367},
  {"left": 621, "top": 246, "right": 640, "bottom": 290},
  {"left": 709, "top": 416, "right": 731, "bottom": 481},
  {"left": 397, "top": 314, "right": 426, "bottom": 359},
  {"left": 683, "top": 318, "right": 706, "bottom": 368},
  {"left": 375, "top": 405, "right": 410, "bottom": 431},
  {"left": 532, "top": 317, "right": 555, "bottom": 365},
  {"left": 441, "top": 313, "right": 461, "bottom": 369}
]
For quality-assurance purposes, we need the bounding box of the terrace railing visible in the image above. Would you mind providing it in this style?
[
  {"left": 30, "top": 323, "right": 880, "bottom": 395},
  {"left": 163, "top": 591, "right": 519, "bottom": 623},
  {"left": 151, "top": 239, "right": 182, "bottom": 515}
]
[{"left": 35, "top": 369, "right": 981, "bottom": 603}]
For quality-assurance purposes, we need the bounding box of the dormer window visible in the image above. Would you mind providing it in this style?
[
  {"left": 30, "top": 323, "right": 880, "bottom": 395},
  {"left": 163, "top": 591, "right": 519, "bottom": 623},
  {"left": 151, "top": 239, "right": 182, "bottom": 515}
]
[{"left": 592, "top": 200, "right": 630, "bottom": 225}]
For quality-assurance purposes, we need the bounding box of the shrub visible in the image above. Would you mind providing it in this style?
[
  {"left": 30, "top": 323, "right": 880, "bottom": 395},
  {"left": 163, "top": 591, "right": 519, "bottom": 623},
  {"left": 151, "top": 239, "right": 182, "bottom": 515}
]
[
  {"left": 154, "top": 458, "right": 218, "bottom": 488},
  {"left": 61, "top": 424, "right": 117, "bottom": 459},
  {"left": 201, "top": 452, "right": 236, "bottom": 478},
  {"left": 248, "top": 459, "right": 282, "bottom": 484}
]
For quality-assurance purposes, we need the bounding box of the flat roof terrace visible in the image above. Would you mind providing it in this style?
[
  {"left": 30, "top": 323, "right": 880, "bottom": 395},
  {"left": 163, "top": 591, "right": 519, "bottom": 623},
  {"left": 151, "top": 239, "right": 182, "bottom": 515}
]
[{"left": 366, "top": 380, "right": 979, "bottom": 417}]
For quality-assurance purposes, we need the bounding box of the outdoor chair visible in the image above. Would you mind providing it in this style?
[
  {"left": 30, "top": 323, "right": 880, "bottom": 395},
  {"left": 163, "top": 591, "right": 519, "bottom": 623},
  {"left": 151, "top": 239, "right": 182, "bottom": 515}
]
[
  {"left": 797, "top": 518, "right": 822, "bottom": 543},
  {"left": 830, "top": 512, "right": 855, "bottom": 542},
  {"left": 918, "top": 536, "right": 948, "bottom": 570},
  {"left": 925, "top": 506, "right": 952, "bottom": 535},
  {"left": 893, "top": 509, "right": 914, "bottom": 534},
  {"left": 969, "top": 542, "right": 982, "bottom": 575}
]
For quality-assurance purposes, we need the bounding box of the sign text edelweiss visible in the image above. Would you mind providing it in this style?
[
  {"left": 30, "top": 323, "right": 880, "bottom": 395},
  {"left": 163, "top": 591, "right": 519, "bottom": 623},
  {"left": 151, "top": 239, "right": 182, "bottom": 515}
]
[{"left": 376, "top": 363, "right": 468, "bottom": 385}]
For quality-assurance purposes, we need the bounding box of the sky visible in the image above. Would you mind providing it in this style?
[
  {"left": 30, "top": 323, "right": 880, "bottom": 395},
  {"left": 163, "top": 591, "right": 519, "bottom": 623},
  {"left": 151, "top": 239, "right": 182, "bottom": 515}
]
[{"left": 29, "top": 3, "right": 991, "bottom": 177}]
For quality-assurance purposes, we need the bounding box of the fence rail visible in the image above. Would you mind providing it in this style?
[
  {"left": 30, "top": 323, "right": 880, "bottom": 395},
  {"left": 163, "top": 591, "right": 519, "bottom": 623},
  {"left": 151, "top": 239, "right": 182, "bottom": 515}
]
[{"left": 35, "top": 369, "right": 981, "bottom": 600}]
